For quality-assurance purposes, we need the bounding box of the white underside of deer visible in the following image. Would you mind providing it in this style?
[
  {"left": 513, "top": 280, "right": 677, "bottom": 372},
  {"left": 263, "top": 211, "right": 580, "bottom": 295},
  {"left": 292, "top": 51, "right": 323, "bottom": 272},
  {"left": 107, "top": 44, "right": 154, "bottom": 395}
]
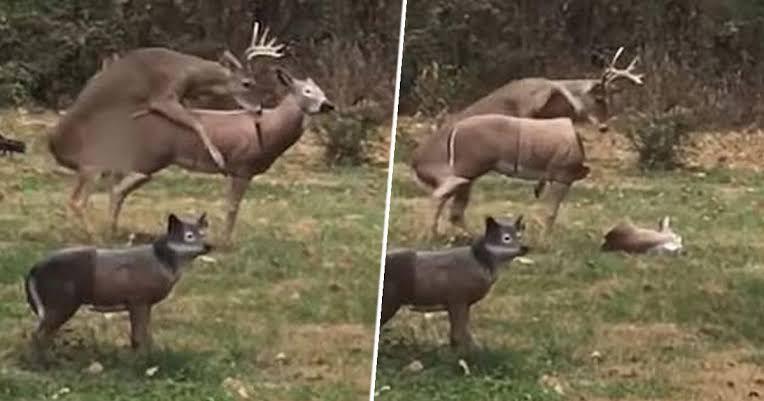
[{"left": 412, "top": 114, "right": 590, "bottom": 235}]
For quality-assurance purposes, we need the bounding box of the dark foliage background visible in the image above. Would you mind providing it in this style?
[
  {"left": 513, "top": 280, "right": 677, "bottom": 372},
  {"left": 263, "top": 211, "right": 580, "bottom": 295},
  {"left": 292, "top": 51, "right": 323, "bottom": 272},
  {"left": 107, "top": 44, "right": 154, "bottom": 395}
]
[
  {"left": 0, "top": 0, "right": 401, "bottom": 116},
  {"left": 401, "top": 0, "right": 764, "bottom": 128}
]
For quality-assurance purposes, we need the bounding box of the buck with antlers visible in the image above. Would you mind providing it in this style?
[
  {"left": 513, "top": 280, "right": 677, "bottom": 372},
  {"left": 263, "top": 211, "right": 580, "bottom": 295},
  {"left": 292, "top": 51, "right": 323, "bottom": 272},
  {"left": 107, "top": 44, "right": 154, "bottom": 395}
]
[
  {"left": 50, "top": 20, "right": 285, "bottom": 232},
  {"left": 51, "top": 56, "right": 334, "bottom": 242},
  {"left": 412, "top": 47, "right": 643, "bottom": 233},
  {"left": 442, "top": 46, "right": 644, "bottom": 133}
]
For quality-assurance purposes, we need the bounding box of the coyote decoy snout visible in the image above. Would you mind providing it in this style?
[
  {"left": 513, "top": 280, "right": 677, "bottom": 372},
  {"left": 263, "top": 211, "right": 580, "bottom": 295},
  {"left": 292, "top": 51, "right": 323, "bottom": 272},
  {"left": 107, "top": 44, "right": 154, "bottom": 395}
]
[
  {"left": 382, "top": 215, "right": 528, "bottom": 351},
  {"left": 25, "top": 213, "right": 211, "bottom": 357}
]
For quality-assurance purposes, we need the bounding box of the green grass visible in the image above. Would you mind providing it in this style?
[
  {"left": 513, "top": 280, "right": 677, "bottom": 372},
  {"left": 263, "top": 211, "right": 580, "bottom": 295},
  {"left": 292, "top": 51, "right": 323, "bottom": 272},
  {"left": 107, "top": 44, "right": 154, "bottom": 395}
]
[
  {"left": 0, "top": 111, "right": 384, "bottom": 401},
  {"left": 376, "top": 159, "right": 764, "bottom": 401}
]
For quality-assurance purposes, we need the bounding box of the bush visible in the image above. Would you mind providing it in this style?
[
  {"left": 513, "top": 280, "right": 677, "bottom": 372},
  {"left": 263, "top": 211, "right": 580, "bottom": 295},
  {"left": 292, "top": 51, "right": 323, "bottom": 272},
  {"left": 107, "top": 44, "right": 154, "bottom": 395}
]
[
  {"left": 315, "top": 101, "right": 381, "bottom": 166},
  {"left": 0, "top": 62, "right": 34, "bottom": 105},
  {"left": 624, "top": 109, "right": 695, "bottom": 171}
]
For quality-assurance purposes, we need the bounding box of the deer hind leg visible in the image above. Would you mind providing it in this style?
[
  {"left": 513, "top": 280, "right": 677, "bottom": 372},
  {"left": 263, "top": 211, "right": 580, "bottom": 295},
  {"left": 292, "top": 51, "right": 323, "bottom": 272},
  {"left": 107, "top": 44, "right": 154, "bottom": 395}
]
[
  {"left": 448, "top": 182, "right": 474, "bottom": 234},
  {"left": 134, "top": 97, "right": 226, "bottom": 170},
  {"left": 127, "top": 303, "right": 152, "bottom": 351},
  {"left": 108, "top": 172, "right": 152, "bottom": 234},
  {"left": 69, "top": 167, "right": 100, "bottom": 237},
  {"left": 431, "top": 176, "right": 471, "bottom": 237},
  {"left": 223, "top": 176, "right": 251, "bottom": 245}
]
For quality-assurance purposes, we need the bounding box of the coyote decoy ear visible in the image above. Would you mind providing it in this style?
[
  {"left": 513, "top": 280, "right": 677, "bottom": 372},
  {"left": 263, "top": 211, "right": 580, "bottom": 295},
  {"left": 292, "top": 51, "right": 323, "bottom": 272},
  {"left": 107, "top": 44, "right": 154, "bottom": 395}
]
[
  {"left": 515, "top": 215, "right": 525, "bottom": 231},
  {"left": 485, "top": 216, "right": 498, "bottom": 231},
  {"left": 198, "top": 213, "right": 208, "bottom": 229},
  {"left": 168, "top": 214, "right": 182, "bottom": 232}
]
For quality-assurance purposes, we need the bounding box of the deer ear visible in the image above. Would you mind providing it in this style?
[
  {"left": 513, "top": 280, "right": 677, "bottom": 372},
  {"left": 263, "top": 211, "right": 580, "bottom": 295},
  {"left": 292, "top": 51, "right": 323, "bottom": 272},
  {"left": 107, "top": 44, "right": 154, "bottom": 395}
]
[
  {"left": 168, "top": 214, "right": 182, "bottom": 233},
  {"left": 219, "top": 50, "right": 244, "bottom": 70},
  {"left": 275, "top": 68, "right": 294, "bottom": 87},
  {"left": 659, "top": 216, "right": 671, "bottom": 231},
  {"left": 198, "top": 213, "right": 208, "bottom": 229},
  {"left": 536, "top": 84, "right": 583, "bottom": 118}
]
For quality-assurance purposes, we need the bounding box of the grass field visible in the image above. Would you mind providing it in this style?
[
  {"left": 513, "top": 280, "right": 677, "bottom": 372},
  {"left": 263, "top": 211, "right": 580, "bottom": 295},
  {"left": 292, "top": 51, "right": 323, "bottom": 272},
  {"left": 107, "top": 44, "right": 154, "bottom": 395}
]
[
  {"left": 376, "top": 124, "right": 764, "bottom": 400},
  {"left": 0, "top": 111, "right": 385, "bottom": 401}
]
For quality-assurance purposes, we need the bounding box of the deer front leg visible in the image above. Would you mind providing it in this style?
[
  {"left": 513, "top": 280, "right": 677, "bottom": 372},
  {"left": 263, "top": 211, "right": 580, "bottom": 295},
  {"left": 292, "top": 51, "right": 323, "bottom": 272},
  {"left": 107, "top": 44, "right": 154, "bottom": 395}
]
[
  {"left": 541, "top": 181, "right": 571, "bottom": 230},
  {"left": 108, "top": 172, "right": 152, "bottom": 234},
  {"left": 133, "top": 96, "right": 226, "bottom": 170},
  {"left": 447, "top": 303, "right": 474, "bottom": 352},
  {"left": 223, "top": 176, "right": 251, "bottom": 244},
  {"left": 127, "top": 303, "right": 152, "bottom": 351}
]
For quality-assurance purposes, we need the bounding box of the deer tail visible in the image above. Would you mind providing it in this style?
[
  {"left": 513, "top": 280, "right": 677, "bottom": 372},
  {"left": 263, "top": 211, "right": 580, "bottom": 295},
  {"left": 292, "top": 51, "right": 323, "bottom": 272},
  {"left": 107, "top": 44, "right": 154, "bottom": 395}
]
[{"left": 24, "top": 270, "right": 44, "bottom": 319}]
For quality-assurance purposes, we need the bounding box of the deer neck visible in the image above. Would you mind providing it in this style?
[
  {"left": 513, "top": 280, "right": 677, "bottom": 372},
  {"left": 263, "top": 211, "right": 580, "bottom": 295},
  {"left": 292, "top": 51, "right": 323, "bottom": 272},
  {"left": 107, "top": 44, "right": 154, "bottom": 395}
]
[{"left": 259, "top": 95, "right": 307, "bottom": 153}]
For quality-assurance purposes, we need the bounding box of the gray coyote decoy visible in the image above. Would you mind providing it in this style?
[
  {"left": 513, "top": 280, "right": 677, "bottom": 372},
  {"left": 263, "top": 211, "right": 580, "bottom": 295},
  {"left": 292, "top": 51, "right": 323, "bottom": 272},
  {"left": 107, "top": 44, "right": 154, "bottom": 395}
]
[
  {"left": 382, "top": 216, "right": 529, "bottom": 351},
  {"left": 25, "top": 213, "right": 211, "bottom": 357}
]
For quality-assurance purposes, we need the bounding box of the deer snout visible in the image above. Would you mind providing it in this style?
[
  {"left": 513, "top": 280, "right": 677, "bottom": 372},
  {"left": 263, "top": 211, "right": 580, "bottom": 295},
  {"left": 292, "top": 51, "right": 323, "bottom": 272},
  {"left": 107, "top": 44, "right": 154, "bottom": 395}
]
[{"left": 320, "top": 101, "right": 336, "bottom": 113}]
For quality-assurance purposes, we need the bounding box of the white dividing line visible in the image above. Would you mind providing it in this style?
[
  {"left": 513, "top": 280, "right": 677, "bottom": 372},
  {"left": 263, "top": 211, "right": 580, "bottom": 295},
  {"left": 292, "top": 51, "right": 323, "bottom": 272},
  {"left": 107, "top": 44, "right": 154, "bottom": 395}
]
[{"left": 368, "top": 1, "right": 407, "bottom": 399}]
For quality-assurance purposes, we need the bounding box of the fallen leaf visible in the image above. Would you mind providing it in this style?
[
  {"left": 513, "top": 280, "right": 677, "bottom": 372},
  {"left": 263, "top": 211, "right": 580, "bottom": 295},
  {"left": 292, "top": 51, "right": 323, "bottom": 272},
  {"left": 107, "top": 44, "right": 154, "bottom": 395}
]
[
  {"left": 516, "top": 257, "right": 535, "bottom": 265},
  {"left": 145, "top": 366, "right": 159, "bottom": 377},
  {"left": 200, "top": 255, "right": 217, "bottom": 264},
  {"left": 375, "top": 385, "right": 391, "bottom": 396},
  {"left": 458, "top": 359, "right": 471, "bottom": 376},
  {"left": 85, "top": 361, "right": 104, "bottom": 375},
  {"left": 51, "top": 387, "right": 71, "bottom": 400},
  {"left": 403, "top": 360, "right": 424, "bottom": 373}
]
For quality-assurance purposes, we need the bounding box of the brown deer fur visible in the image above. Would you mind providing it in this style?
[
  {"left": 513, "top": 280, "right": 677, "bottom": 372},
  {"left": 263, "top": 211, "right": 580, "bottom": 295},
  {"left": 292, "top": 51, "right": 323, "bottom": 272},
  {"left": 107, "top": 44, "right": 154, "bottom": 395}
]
[
  {"left": 413, "top": 115, "right": 589, "bottom": 235},
  {"left": 50, "top": 68, "right": 334, "bottom": 243}
]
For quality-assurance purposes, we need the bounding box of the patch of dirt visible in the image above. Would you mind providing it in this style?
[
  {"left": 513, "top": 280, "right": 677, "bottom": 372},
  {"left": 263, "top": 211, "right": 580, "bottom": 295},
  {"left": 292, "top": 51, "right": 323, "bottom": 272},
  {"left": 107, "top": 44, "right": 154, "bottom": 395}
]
[
  {"left": 263, "top": 323, "right": 373, "bottom": 391},
  {"left": 681, "top": 350, "right": 764, "bottom": 401},
  {"left": 592, "top": 323, "right": 697, "bottom": 357}
]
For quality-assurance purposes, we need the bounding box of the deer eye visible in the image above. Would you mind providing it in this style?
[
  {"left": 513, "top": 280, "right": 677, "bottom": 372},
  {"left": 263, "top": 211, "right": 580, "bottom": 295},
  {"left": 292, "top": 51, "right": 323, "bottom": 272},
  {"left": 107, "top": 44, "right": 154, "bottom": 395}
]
[{"left": 184, "top": 232, "right": 196, "bottom": 242}]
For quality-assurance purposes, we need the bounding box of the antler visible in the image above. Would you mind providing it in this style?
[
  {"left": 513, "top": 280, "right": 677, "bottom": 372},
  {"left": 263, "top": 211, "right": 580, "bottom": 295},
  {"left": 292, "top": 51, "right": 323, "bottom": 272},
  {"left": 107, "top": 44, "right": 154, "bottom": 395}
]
[
  {"left": 244, "top": 21, "right": 285, "bottom": 60},
  {"left": 601, "top": 46, "right": 644, "bottom": 87}
]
